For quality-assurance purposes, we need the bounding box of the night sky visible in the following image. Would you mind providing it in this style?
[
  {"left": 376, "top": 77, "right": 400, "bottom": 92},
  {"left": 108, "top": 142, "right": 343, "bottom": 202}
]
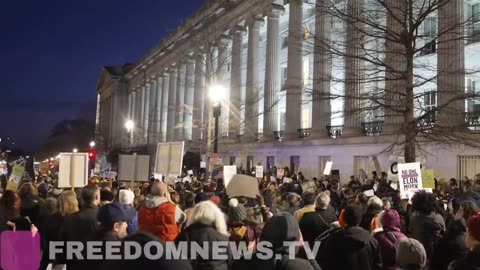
[{"left": 0, "top": 0, "right": 205, "bottom": 153}]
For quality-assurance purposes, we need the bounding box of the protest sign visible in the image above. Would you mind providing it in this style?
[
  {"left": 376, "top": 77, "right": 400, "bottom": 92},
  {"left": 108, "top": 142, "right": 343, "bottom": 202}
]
[
  {"left": 255, "top": 166, "right": 264, "bottom": 179},
  {"left": 364, "top": 189, "right": 375, "bottom": 197},
  {"left": 226, "top": 174, "right": 260, "bottom": 198},
  {"left": 200, "top": 162, "right": 206, "bottom": 168},
  {"left": 397, "top": 162, "right": 423, "bottom": 199},
  {"left": 155, "top": 142, "right": 185, "bottom": 176},
  {"left": 302, "top": 181, "right": 317, "bottom": 194},
  {"left": 277, "top": 168, "right": 285, "bottom": 178},
  {"left": 212, "top": 165, "right": 224, "bottom": 180},
  {"left": 187, "top": 170, "right": 193, "bottom": 175},
  {"left": 58, "top": 153, "right": 89, "bottom": 188},
  {"left": 7, "top": 156, "right": 34, "bottom": 182},
  {"left": 118, "top": 154, "right": 150, "bottom": 182},
  {"left": 283, "top": 177, "right": 293, "bottom": 183},
  {"left": 6, "top": 164, "right": 25, "bottom": 191},
  {"left": 323, "top": 161, "right": 333, "bottom": 175},
  {"left": 422, "top": 169, "right": 435, "bottom": 189},
  {"left": 223, "top": 165, "right": 237, "bottom": 187}
]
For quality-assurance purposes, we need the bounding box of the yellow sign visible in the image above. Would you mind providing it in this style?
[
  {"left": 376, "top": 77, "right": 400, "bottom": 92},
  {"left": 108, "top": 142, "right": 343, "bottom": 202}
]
[{"left": 422, "top": 169, "right": 435, "bottom": 189}]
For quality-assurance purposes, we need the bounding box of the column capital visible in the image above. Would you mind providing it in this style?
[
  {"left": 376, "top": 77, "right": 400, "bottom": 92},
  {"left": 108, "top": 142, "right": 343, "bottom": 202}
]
[
  {"left": 264, "top": 4, "right": 285, "bottom": 18},
  {"left": 246, "top": 15, "right": 265, "bottom": 29},
  {"left": 231, "top": 25, "right": 247, "bottom": 34}
]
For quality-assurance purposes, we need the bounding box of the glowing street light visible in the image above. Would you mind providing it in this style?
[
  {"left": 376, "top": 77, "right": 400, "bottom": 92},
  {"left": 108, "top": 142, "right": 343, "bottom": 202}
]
[
  {"left": 89, "top": 141, "right": 96, "bottom": 148},
  {"left": 125, "top": 120, "right": 134, "bottom": 131},
  {"left": 72, "top": 148, "right": 78, "bottom": 153},
  {"left": 208, "top": 85, "right": 226, "bottom": 154}
]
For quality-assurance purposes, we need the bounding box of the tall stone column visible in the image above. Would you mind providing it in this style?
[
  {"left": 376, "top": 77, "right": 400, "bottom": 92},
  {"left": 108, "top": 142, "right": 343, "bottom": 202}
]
[
  {"left": 139, "top": 86, "right": 146, "bottom": 142},
  {"left": 245, "top": 16, "right": 264, "bottom": 141},
  {"left": 437, "top": 0, "right": 465, "bottom": 126},
  {"left": 203, "top": 47, "right": 213, "bottom": 144},
  {"left": 161, "top": 72, "right": 170, "bottom": 142},
  {"left": 383, "top": 0, "right": 406, "bottom": 134},
  {"left": 143, "top": 83, "right": 151, "bottom": 142},
  {"left": 176, "top": 63, "right": 186, "bottom": 140},
  {"left": 131, "top": 92, "right": 136, "bottom": 124},
  {"left": 154, "top": 77, "right": 163, "bottom": 143},
  {"left": 167, "top": 66, "right": 177, "bottom": 142},
  {"left": 216, "top": 36, "right": 231, "bottom": 138},
  {"left": 148, "top": 80, "right": 157, "bottom": 143},
  {"left": 263, "top": 5, "right": 284, "bottom": 141},
  {"left": 127, "top": 93, "right": 133, "bottom": 120},
  {"left": 192, "top": 51, "right": 206, "bottom": 142},
  {"left": 184, "top": 58, "right": 195, "bottom": 141},
  {"left": 229, "top": 26, "right": 246, "bottom": 140},
  {"left": 343, "top": 0, "right": 364, "bottom": 136},
  {"left": 311, "top": 1, "right": 332, "bottom": 138},
  {"left": 285, "top": 0, "right": 303, "bottom": 140}
]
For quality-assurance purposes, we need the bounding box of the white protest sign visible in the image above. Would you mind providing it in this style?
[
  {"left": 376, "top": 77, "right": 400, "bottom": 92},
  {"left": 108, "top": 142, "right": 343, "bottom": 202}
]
[
  {"left": 277, "top": 168, "right": 285, "bottom": 178},
  {"left": 118, "top": 154, "right": 150, "bottom": 182},
  {"left": 154, "top": 173, "right": 162, "bottom": 180},
  {"left": 187, "top": 170, "right": 193, "bottom": 175},
  {"left": 397, "top": 162, "right": 423, "bottom": 199},
  {"left": 323, "top": 161, "right": 333, "bottom": 175},
  {"left": 255, "top": 166, "right": 264, "bottom": 179},
  {"left": 302, "top": 181, "right": 317, "bottom": 194},
  {"left": 200, "top": 162, "right": 207, "bottom": 168},
  {"left": 364, "top": 189, "right": 375, "bottom": 197},
  {"left": 283, "top": 177, "right": 293, "bottom": 183},
  {"left": 183, "top": 176, "right": 192, "bottom": 183},
  {"left": 58, "top": 153, "right": 89, "bottom": 188},
  {"left": 223, "top": 165, "right": 237, "bottom": 187},
  {"left": 155, "top": 142, "right": 184, "bottom": 176}
]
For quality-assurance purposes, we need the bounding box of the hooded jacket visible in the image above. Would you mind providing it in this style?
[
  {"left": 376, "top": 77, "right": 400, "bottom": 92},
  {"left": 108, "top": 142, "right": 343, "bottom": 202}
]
[
  {"left": 448, "top": 246, "right": 480, "bottom": 270},
  {"left": 373, "top": 210, "right": 406, "bottom": 270},
  {"left": 316, "top": 226, "right": 383, "bottom": 270},
  {"left": 360, "top": 204, "right": 383, "bottom": 231},
  {"left": 408, "top": 212, "right": 446, "bottom": 259},
  {"left": 431, "top": 218, "right": 468, "bottom": 270},
  {"left": 138, "top": 195, "right": 186, "bottom": 242}
]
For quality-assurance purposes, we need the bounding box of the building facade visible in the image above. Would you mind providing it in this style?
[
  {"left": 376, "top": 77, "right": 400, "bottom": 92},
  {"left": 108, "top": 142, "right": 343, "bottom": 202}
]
[{"left": 96, "top": 0, "right": 480, "bottom": 183}]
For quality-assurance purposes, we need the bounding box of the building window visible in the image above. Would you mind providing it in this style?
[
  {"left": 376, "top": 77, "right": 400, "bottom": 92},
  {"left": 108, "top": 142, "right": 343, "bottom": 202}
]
[
  {"left": 266, "top": 156, "right": 275, "bottom": 172},
  {"left": 421, "top": 17, "right": 437, "bottom": 55},
  {"left": 303, "top": 57, "right": 310, "bottom": 86},
  {"left": 318, "top": 156, "right": 331, "bottom": 177},
  {"left": 281, "top": 65, "right": 288, "bottom": 89},
  {"left": 290, "top": 156, "right": 300, "bottom": 174},
  {"left": 247, "top": 156, "right": 254, "bottom": 173},
  {"left": 353, "top": 156, "right": 370, "bottom": 180},
  {"left": 457, "top": 155, "right": 480, "bottom": 179},
  {"left": 230, "top": 156, "right": 236, "bottom": 165},
  {"left": 423, "top": 91, "right": 437, "bottom": 122},
  {"left": 302, "top": 107, "right": 310, "bottom": 129},
  {"left": 281, "top": 34, "right": 288, "bottom": 49}
]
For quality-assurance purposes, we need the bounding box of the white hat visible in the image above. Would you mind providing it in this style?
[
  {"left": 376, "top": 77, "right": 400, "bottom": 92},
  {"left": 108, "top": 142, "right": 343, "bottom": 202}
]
[{"left": 119, "top": 189, "right": 135, "bottom": 205}]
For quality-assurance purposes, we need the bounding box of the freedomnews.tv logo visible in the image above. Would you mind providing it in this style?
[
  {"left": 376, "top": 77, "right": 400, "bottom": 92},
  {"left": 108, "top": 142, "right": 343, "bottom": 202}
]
[{"left": 0, "top": 231, "right": 41, "bottom": 270}]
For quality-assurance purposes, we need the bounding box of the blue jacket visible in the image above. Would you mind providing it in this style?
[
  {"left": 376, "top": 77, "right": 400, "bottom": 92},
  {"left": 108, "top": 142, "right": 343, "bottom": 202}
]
[{"left": 121, "top": 204, "right": 138, "bottom": 235}]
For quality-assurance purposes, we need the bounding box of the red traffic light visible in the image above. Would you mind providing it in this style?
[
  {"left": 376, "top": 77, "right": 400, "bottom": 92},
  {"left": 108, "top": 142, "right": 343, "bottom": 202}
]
[{"left": 88, "top": 150, "right": 96, "bottom": 160}]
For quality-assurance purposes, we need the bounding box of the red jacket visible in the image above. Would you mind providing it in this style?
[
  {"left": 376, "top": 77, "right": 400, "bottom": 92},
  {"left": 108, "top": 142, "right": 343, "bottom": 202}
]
[{"left": 138, "top": 197, "right": 179, "bottom": 242}]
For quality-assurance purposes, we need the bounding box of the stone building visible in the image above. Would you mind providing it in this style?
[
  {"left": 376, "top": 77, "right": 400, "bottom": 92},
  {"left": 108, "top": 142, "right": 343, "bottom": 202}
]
[{"left": 96, "top": 0, "right": 480, "bottom": 182}]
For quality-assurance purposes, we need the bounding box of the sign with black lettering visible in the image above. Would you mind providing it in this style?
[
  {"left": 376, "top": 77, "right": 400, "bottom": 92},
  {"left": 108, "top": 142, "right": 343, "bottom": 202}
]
[{"left": 397, "top": 162, "right": 423, "bottom": 199}]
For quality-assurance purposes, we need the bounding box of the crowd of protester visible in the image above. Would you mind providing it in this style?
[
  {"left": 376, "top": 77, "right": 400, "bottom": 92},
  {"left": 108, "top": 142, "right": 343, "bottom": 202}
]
[{"left": 0, "top": 169, "right": 480, "bottom": 270}]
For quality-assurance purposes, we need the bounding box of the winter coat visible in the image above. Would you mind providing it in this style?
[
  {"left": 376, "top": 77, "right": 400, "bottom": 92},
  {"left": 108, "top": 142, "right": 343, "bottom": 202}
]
[
  {"left": 448, "top": 247, "right": 480, "bottom": 270},
  {"left": 230, "top": 254, "right": 318, "bottom": 270},
  {"left": 38, "top": 213, "right": 65, "bottom": 270},
  {"left": 299, "top": 209, "right": 337, "bottom": 247},
  {"left": 316, "top": 226, "right": 383, "bottom": 270},
  {"left": 19, "top": 194, "right": 44, "bottom": 225},
  {"left": 372, "top": 210, "right": 406, "bottom": 270},
  {"left": 175, "top": 223, "right": 231, "bottom": 270},
  {"left": 360, "top": 204, "right": 383, "bottom": 231},
  {"left": 408, "top": 212, "right": 446, "bottom": 259},
  {"left": 431, "top": 218, "right": 468, "bottom": 270},
  {"left": 121, "top": 204, "right": 138, "bottom": 235},
  {"left": 138, "top": 195, "right": 186, "bottom": 242}
]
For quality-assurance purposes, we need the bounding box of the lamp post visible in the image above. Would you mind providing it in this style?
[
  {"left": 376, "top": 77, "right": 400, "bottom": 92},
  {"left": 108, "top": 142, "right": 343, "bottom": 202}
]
[
  {"left": 209, "top": 85, "right": 226, "bottom": 154},
  {"left": 125, "top": 120, "right": 134, "bottom": 146}
]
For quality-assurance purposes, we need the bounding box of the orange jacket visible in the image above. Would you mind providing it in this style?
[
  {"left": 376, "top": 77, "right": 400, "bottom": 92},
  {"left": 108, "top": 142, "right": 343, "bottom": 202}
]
[{"left": 138, "top": 202, "right": 179, "bottom": 242}]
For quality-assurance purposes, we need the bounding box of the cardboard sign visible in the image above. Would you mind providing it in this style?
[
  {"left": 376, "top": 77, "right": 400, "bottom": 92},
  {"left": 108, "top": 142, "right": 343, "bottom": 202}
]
[
  {"left": 398, "top": 162, "right": 423, "bottom": 199},
  {"left": 302, "top": 181, "right": 317, "bottom": 194},
  {"left": 323, "top": 161, "right": 333, "bottom": 175},
  {"left": 187, "top": 170, "right": 194, "bottom": 175},
  {"left": 255, "top": 166, "right": 264, "bottom": 179},
  {"left": 200, "top": 162, "right": 207, "bottom": 168},
  {"left": 153, "top": 173, "right": 162, "bottom": 180},
  {"left": 118, "top": 154, "right": 150, "bottom": 182},
  {"left": 58, "top": 153, "right": 89, "bottom": 188},
  {"left": 372, "top": 155, "right": 382, "bottom": 173},
  {"left": 155, "top": 142, "right": 185, "bottom": 176},
  {"left": 226, "top": 174, "right": 260, "bottom": 198},
  {"left": 422, "top": 169, "right": 435, "bottom": 189},
  {"left": 223, "top": 165, "right": 237, "bottom": 187},
  {"left": 277, "top": 169, "right": 285, "bottom": 178},
  {"left": 364, "top": 189, "right": 375, "bottom": 197}
]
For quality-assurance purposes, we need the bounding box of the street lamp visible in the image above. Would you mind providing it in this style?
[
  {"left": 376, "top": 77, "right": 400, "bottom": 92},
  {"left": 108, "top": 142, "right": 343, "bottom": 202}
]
[
  {"left": 72, "top": 148, "right": 78, "bottom": 153},
  {"left": 125, "top": 120, "right": 134, "bottom": 145},
  {"left": 89, "top": 141, "right": 96, "bottom": 148},
  {"left": 209, "top": 85, "right": 226, "bottom": 154}
]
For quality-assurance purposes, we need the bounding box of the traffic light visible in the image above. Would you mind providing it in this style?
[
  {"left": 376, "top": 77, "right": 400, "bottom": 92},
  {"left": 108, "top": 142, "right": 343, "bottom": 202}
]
[{"left": 88, "top": 150, "right": 96, "bottom": 160}]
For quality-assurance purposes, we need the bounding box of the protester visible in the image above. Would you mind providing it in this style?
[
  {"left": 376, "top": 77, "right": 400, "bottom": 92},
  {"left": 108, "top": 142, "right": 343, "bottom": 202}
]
[
  {"left": 175, "top": 200, "right": 231, "bottom": 270},
  {"left": 0, "top": 190, "right": 32, "bottom": 231},
  {"left": 430, "top": 218, "right": 468, "bottom": 270},
  {"left": 118, "top": 189, "right": 138, "bottom": 235},
  {"left": 286, "top": 193, "right": 300, "bottom": 215},
  {"left": 355, "top": 192, "right": 369, "bottom": 212},
  {"left": 360, "top": 196, "right": 383, "bottom": 231},
  {"left": 448, "top": 213, "right": 480, "bottom": 270},
  {"left": 299, "top": 191, "right": 337, "bottom": 247},
  {"left": 408, "top": 191, "right": 446, "bottom": 259},
  {"left": 138, "top": 181, "right": 186, "bottom": 241},
  {"left": 294, "top": 192, "right": 316, "bottom": 221},
  {"left": 227, "top": 198, "right": 260, "bottom": 249},
  {"left": 96, "top": 202, "right": 128, "bottom": 240},
  {"left": 316, "top": 204, "right": 383, "bottom": 270},
  {"left": 231, "top": 213, "right": 319, "bottom": 270},
  {"left": 18, "top": 182, "right": 44, "bottom": 224},
  {"left": 100, "top": 188, "right": 115, "bottom": 206},
  {"left": 372, "top": 209, "right": 406, "bottom": 270},
  {"left": 395, "top": 238, "right": 427, "bottom": 270}
]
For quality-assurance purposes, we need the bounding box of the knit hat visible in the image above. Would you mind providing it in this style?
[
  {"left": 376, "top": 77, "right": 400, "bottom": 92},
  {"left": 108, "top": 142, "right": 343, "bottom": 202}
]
[
  {"left": 37, "top": 183, "right": 49, "bottom": 196},
  {"left": 396, "top": 238, "right": 427, "bottom": 268},
  {"left": 119, "top": 189, "right": 135, "bottom": 205},
  {"left": 228, "top": 198, "right": 246, "bottom": 222},
  {"left": 344, "top": 204, "right": 364, "bottom": 226},
  {"left": 194, "top": 192, "right": 210, "bottom": 204},
  {"left": 467, "top": 213, "right": 480, "bottom": 241},
  {"left": 97, "top": 202, "right": 127, "bottom": 227},
  {"left": 260, "top": 213, "right": 301, "bottom": 254}
]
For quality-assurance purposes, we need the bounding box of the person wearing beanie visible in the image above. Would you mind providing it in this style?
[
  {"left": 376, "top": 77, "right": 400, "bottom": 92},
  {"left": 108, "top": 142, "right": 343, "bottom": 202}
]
[
  {"left": 227, "top": 198, "right": 261, "bottom": 248},
  {"left": 96, "top": 202, "right": 128, "bottom": 240},
  {"left": 360, "top": 196, "right": 383, "bottom": 232},
  {"left": 316, "top": 204, "right": 383, "bottom": 270},
  {"left": 118, "top": 189, "right": 138, "bottom": 235},
  {"left": 449, "top": 213, "right": 480, "bottom": 270},
  {"left": 138, "top": 181, "right": 186, "bottom": 242},
  {"left": 395, "top": 238, "right": 427, "bottom": 270},
  {"left": 372, "top": 209, "right": 407, "bottom": 270}
]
